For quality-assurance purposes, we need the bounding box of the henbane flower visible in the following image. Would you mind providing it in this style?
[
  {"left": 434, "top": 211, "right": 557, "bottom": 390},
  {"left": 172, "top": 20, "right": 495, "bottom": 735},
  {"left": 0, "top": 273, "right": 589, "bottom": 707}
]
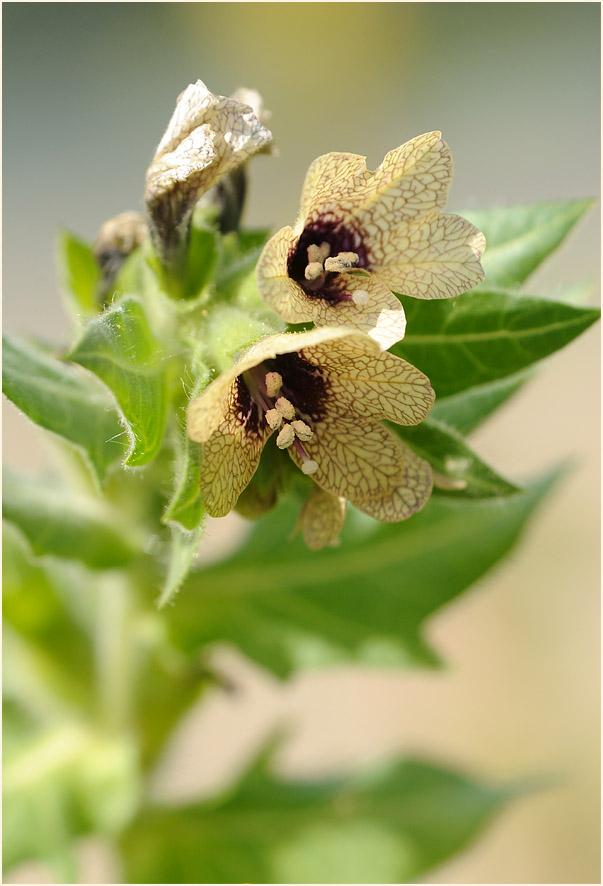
[
  {"left": 145, "top": 79, "right": 273, "bottom": 267},
  {"left": 187, "top": 327, "right": 434, "bottom": 534},
  {"left": 257, "top": 132, "right": 486, "bottom": 349}
]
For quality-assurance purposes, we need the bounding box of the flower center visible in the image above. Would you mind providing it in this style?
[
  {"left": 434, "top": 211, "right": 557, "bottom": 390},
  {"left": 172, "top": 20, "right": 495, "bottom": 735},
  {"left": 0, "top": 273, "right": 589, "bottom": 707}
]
[
  {"left": 302, "top": 242, "right": 370, "bottom": 307},
  {"left": 242, "top": 366, "right": 319, "bottom": 475},
  {"left": 287, "top": 217, "right": 369, "bottom": 306}
]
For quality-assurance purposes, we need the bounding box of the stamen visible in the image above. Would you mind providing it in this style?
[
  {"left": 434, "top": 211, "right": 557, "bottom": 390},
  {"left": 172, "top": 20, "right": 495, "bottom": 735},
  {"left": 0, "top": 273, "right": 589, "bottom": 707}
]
[
  {"left": 265, "top": 408, "right": 283, "bottom": 429},
  {"left": 275, "top": 397, "right": 296, "bottom": 420},
  {"left": 276, "top": 424, "right": 295, "bottom": 449},
  {"left": 352, "top": 288, "right": 370, "bottom": 306},
  {"left": 317, "top": 241, "right": 331, "bottom": 263},
  {"left": 292, "top": 419, "right": 313, "bottom": 441},
  {"left": 265, "top": 371, "right": 283, "bottom": 398},
  {"left": 305, "top": 261, "right": 325, "bottom": 282},
  {"left": 324, "top": 251, "right": 359, "bottom": 273},
  {"left": 306, "top": 244, "right": 322, "bottom": 264}
]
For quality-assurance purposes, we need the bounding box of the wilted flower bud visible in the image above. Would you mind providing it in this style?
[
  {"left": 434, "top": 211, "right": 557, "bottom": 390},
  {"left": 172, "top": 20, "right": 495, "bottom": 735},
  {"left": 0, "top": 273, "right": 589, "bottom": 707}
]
[
  {"left": 145, "top": 79, "right": 273, "bottom": 270},
  {"left": 93, "top": 211, "right": 148, "bottom": 299},
  {"left": 230, "top": 87, "right": 274, "bottom": 143}
]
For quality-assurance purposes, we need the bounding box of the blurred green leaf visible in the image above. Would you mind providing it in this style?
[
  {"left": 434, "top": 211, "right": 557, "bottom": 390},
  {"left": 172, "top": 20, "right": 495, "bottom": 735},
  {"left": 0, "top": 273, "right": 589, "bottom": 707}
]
[
  {"left": 3, "top": 523, "right": 95, "bottom": 713},
  {"left": 56, "top": 230, "right": 100, "bottom": 318},
  {"left": 3, "top": 467, "right": 139, "bottom": 570},
  {"left": 2, "top": 335, "right": 122, "bottom": 484},
  {"left": 167, "top": 474, "right": 557, "bottom": 677},
  {"left": 183, "top": 226, "right": 219, "bottom": 300},
  {"left": 132, "top": 631, "right": 207, "bottom": 769},
  {"left": 397, "top": 418, "right": 519, "bottom": 498},
  {"left": 430, "top": 372, "right": 531, "bottom": 435},
  {"left": 68, "top": 296, "right": 169, "bottom": 466},
  {"left": 392, "top": 289, "right": 599, "bottom": 397},
  {"left": 112, "top": 246, "right": 147, "bottom": 297},
  {"left": 121, "top": 743, "right": 508, "bottom": 884},
  {"left": 462, "top": 198, "right": 595, "bottom": 288},
  {"left": 3, "top": 723, "right": 139, "bottom": 877},
  {"left": 215, "top": 227, "right": 270, "bottom": 296}
]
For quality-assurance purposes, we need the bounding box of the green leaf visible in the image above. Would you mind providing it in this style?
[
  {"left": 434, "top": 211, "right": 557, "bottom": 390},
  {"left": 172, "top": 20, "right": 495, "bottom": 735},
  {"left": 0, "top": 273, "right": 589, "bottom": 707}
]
[
  {"left": 56, "top": 230, "right": 100, "bottom": 317},
  {"left": 462, "top": 199, "right": 595, "bottom": 288},
  {"left": 120, "top": 743, "right": 508, "bottom": 884},
  {"left": 3, "top": 467, "right": 139, "bottom": 570},
  {"left": 397, "top": 418, "right": 519, "bottom": 498},
  {"left": 162, "top": 428, "right": 204, "bottom": 531},
  {"left": 157, "top": 523, "right": 204, "bottom": 609},
  {"left": 163, "top": 354, "right": 209, "bottom": 532},
  {"left": 392, "top": 289, "right": 600, "bottom": 398},
  {"left": 167, "top": 474, "right": 558, "bottom": 678},
  {"left": 68, "top": 296, "right": 169, "bottom": 466},
  {"left": 2, "top": 335, "right": 122, "bottom": 484},
  {"left": 430, "top": 372, "right": 531, "bottom": 435},
  {"left": 3, "top": 523, "right": 95, "bottom": 713}
]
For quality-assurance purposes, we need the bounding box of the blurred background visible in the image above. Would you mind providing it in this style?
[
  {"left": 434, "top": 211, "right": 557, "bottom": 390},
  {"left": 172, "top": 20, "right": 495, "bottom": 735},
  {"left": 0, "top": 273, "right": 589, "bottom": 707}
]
[{"left": 3, "top": 3, "right": 600, "bottom": 883}]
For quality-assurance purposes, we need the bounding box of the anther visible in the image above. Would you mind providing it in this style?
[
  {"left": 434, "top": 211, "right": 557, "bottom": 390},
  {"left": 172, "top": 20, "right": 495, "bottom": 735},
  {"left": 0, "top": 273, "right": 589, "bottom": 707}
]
[
  {"left": 306, "top": 244, "right": 323, "bottom": 264},
  {"left": 352, "top": 289, "right": 370, "bottom": 306},
  {"left": 265, "top": 409, "right": 283, "bottom": 429},
  {"left": 324, "top": 251, "right": 360, "bottom": 273},
  {"left": 305, "top": 262, "right": 325, "bottom": 281},
  {"left": 276, "top": 424, "right": 295, "bottom": 449},
  {"left": 317, "top": 242, "right": 331, "bottom": 262},
  {"left": 292, "top": 420, "right": 313, "bottom": 441},
  {"left": 301, "top": 460, "right": 319, "bottom": 475},
  {"left": 275, "top": 397, "right": 296, "bottom": 420},
  {"left": 265, "top": 371, "right": 283, "bottom": 398}
]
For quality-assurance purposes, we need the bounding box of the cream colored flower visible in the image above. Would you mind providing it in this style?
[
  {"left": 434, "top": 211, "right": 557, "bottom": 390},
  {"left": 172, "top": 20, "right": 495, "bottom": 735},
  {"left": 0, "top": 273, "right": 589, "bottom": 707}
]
[
  {"left": 257, "top": 131, "right": 486, "bottom": 349},
  {"left": 187, "top": 327, "right": 434, "bottom": 532},
  {"left": 145, "top": 79, "right": 273, "bottom": 264}
]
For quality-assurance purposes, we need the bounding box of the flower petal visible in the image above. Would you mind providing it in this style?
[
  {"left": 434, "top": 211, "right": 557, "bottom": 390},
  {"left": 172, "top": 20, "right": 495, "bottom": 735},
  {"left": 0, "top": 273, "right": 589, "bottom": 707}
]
[
  {"left": 300, "top": 132, "right": 452, "bottom": 228},
  {"left": 368, "top": 211, "right": 486, "bottom": 298},
  {"left": 358, "top": 440, "right": 433, "bottom": 522},
  {"left": 288, "top": 417, "right": 407, "bottom": 511},
  {"left": 187, "top": 376, "right": 239, "bottom": 443},
  {"left": 256, "top": 226, "right": 318, "bottom": 323},
  {"left": 304, "top": 273, "right": 407, "bottom": 350},
  {"left": 201, "top": 415, "right": 272, "bottom": 517},
  {"left": 300, "top": 337, "right": 434, "bottom": 426},
  {"left": 298, "top": 487, "right": 347, "bottom": 550}
]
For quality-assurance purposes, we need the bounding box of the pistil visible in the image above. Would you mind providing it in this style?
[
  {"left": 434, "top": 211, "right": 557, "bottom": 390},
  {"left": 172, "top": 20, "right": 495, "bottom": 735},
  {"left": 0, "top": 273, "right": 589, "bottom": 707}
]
[{"left": 293, "top": 437, "right": 319, "bottom": 474}]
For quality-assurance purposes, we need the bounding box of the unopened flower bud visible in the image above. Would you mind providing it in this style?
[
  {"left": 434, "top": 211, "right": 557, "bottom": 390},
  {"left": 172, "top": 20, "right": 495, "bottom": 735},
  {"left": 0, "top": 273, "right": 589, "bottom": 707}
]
[
  {"left": 145, "top": 79, "right": 273, "bottom": 271},
  {"left": 93, "top": 211, "right": 148, "bottom": 299}
]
